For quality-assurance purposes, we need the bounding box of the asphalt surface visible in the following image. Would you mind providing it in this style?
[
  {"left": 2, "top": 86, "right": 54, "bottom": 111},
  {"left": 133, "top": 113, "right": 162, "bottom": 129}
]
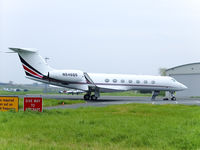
[{"left": 23, "top": 94, "right": 200, "bottom": 110}]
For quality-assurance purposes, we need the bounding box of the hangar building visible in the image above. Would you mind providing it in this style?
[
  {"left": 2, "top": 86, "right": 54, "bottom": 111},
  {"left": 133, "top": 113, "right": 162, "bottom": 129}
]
[{"left": 166, "top": 63, "right": 200, "bottom": 98}]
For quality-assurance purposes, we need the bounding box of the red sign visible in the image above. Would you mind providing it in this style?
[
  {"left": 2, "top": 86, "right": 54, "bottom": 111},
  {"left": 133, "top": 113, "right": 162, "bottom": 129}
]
[{"left": 24, "top": 97, "right": 43, "bottom": 112}]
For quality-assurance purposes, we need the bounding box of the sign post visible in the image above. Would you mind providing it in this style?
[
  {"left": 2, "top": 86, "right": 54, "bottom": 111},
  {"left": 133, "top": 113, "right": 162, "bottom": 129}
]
[
  {"left": 24, "top": 97, "right": 43, "bottom": 112},
  {"left": 0, "top": 96, "right": 19, "bottom": 112}
]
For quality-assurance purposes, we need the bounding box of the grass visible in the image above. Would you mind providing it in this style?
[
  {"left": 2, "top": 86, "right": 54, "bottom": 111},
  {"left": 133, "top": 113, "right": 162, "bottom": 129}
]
[
  {"left": 18, "top": 98, "right": 85, "bottom": 109},
  {"left": 191, "top": 96, "right": 200, "bottom": 98},
  {"left": 0, "top": 90, "right": 43, "bottom": 95},
  {"left": 0, "top": 103, "right": 200, "bottom": 149},
  {"left": 101, "top": 91, "right": 165, "bottom": 97},
  {"left": 101, "top": 91, "right": 152, "bottom": 97}
]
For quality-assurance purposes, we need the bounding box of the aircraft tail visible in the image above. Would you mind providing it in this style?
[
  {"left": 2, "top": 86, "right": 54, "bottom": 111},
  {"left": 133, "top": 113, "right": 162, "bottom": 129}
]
[{"left": 9, "top": 48, "right": 53, "bottom": 80}]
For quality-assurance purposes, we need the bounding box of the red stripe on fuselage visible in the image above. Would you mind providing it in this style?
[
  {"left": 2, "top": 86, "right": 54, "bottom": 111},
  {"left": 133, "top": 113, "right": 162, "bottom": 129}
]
[{"left": 23, "top": 65, "right": 43, "bottom": 78}]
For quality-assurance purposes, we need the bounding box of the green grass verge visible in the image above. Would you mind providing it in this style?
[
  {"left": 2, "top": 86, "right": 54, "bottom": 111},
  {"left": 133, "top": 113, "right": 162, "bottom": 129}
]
[
  {"left": 0, "top": 104, "right": 200, "bottom": 149},
  {"left": 0, "top": 90, "right": 43, "bottom": 95},
  {"left": 191, "top": 96, "right": 200, "bottom": 98},
  {"left": 101, "top": 91, "right": 152, "bottom": 97},
  {"left": 18, "top": 98, "right": 85, "bottom": 109},
  {"left": 101, "top": 91, "right": 165, "bottom": 97}
]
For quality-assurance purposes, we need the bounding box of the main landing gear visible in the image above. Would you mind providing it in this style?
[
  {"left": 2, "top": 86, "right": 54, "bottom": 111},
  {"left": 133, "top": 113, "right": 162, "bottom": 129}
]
[
  {"left": 151, "top": 91, "right": 160, "bottom": 101},
  {"left": 83, "top": 94, "right": 98, "bottom": 100},
  {"left": 83, "top": 89, "right": 100, "bottom": 100},
  {"left": 83, "top": 94, "right": 91, "bottom": 100}
]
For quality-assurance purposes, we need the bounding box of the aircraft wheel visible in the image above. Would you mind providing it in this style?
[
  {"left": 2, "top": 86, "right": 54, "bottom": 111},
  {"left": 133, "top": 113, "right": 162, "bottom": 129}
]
[
  {"left": 84, "top": 94, "right": 90, "bottom": 100},
  {"left": 171, "top": 97, "right": 176, "bottom": 101},
  {"left": 163, "top": 98, "right": 169, "bottom": 101},
  {"left": 91, "top": 95, "right": 98, "bottom": 100}
]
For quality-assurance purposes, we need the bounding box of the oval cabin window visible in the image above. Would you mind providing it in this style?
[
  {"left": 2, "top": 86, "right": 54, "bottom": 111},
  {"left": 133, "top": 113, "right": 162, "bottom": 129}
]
[
  {"left": 136, "top": 80, "right": 140, "bottom": 84},
  {"left": 105, "top": 79, "right": 110, "bottom": 83},
  {"left": 121, "top": 79, "right": 125, "bottom": 83},
  {"left": 113, "top": 79, "right": 117, "bottom": 83}
]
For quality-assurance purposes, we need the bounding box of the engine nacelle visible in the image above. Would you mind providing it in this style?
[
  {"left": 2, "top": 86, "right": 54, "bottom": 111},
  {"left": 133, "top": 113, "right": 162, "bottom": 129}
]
[{"left": 49, "top": 70, "right": 85, "bottom": 82}]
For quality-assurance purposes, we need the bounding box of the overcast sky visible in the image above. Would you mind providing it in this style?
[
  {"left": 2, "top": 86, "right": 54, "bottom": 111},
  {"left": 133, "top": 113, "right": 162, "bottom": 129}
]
[{"left": 1, "top": 0, "right": 200, "bottom": 84}]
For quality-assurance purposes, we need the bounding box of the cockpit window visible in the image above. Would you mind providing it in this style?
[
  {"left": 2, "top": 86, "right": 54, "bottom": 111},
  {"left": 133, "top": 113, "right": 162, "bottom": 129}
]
[{"left": 171, "top": 79, "right": 176, "bottom": 82}]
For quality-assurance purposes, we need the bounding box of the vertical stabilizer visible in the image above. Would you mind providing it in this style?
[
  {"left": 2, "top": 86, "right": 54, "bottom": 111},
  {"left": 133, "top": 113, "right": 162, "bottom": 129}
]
[{"left": 9, "top": 48, "right": 53, "bottom": 79}]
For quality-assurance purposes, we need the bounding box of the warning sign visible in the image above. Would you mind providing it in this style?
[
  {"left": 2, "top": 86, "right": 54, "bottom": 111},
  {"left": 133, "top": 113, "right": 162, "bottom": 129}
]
[
  {"left": 0, "top": 96, "right": 19, "bottom": 112},
  {"left": 24, "top": 97, "right": 43, "bottom": 112}
]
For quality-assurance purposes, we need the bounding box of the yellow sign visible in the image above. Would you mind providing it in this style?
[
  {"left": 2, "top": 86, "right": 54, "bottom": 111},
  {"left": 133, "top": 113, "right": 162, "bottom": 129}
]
[{"left": 0, "top": 96, "right": 19, "bottom": 112}]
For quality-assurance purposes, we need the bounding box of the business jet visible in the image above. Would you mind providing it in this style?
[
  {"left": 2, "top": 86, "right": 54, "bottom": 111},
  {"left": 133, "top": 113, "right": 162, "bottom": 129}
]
[{"left": 9, "top": 48, "right": 187, "bottom": 101}]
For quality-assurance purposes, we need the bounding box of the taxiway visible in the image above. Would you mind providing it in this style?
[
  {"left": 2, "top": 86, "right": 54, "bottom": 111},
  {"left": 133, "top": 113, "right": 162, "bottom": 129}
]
[{"left": 23, "top": 95, "right": 200, "bottom": 109}]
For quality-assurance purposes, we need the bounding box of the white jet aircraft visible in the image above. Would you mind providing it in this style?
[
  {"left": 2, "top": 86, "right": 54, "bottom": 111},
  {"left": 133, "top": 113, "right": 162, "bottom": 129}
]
[{"left": 9, "top": 48, "right": 187, "bottom": 101}]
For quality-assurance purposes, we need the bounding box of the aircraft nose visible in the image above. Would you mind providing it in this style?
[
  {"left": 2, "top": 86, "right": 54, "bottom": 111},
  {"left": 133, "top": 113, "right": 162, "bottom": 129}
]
[
  {"left": 180, "top": 83, "right": 188, "bottom": 90},
  {"left": 183, "top": 84, "right": 188, "bottom": 90}
]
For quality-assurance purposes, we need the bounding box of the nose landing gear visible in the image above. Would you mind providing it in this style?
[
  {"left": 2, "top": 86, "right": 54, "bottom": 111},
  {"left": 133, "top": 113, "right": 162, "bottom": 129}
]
[
  {"left": 170, "top": 91, "right": 176, "bottom": 101},
  {"left": 171, "top": 97, "right": 176, "bottom": 101},
  {"left": 162, "top": 91, "right": 176, "bottom": 101}
]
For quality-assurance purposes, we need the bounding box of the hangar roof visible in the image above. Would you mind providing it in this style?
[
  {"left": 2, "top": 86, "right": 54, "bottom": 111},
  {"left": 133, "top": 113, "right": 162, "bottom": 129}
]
[{"left": 166, "top": 62, "right": 200, "bottom": 75}]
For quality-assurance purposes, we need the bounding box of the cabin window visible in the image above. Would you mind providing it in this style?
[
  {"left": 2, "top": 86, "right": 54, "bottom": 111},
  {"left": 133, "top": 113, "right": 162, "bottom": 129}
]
[
  {"left": 129, "top": 80, "right": 133, "bottom": 83},
  {"left": 105, "top": 79, "right": 110, "bottom": 83},
  {"left": 113, "top": 79, "right": 117, "bottom": 83},
  {"left": 144, "top": 80, "right": 148, "bottom": 84},
  {"left": 151, "top": 80, "right": 156, "bottom": 84},
  {"left": 136, "top": 80, "right": 140, "bottom": 84},
  {"left": 121, "top": 79, "right": 125, "bottom": 83}
]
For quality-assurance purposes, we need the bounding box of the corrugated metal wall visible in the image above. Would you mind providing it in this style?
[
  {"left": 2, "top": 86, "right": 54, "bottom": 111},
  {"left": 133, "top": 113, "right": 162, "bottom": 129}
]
[{"left": 170, "top": 74, "right": 200, "bottom": 98}]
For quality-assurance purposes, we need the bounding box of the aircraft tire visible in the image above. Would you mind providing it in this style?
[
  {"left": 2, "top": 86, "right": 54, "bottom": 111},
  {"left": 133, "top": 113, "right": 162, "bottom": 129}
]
[
  {"left": 84, "top": 94, "right": 90, "bottom": 100},
  {"left": 171, "top": 97, "right": 176, "bottom": 101},
  {"left": 91, "top": 95, "right": 98, "bottom": 100}
]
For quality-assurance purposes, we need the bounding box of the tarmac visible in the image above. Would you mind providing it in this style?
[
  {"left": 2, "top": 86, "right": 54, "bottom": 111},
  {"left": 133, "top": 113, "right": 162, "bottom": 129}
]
[{"left": 23, "top": 94, "right": 200, "bottom": 110}]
